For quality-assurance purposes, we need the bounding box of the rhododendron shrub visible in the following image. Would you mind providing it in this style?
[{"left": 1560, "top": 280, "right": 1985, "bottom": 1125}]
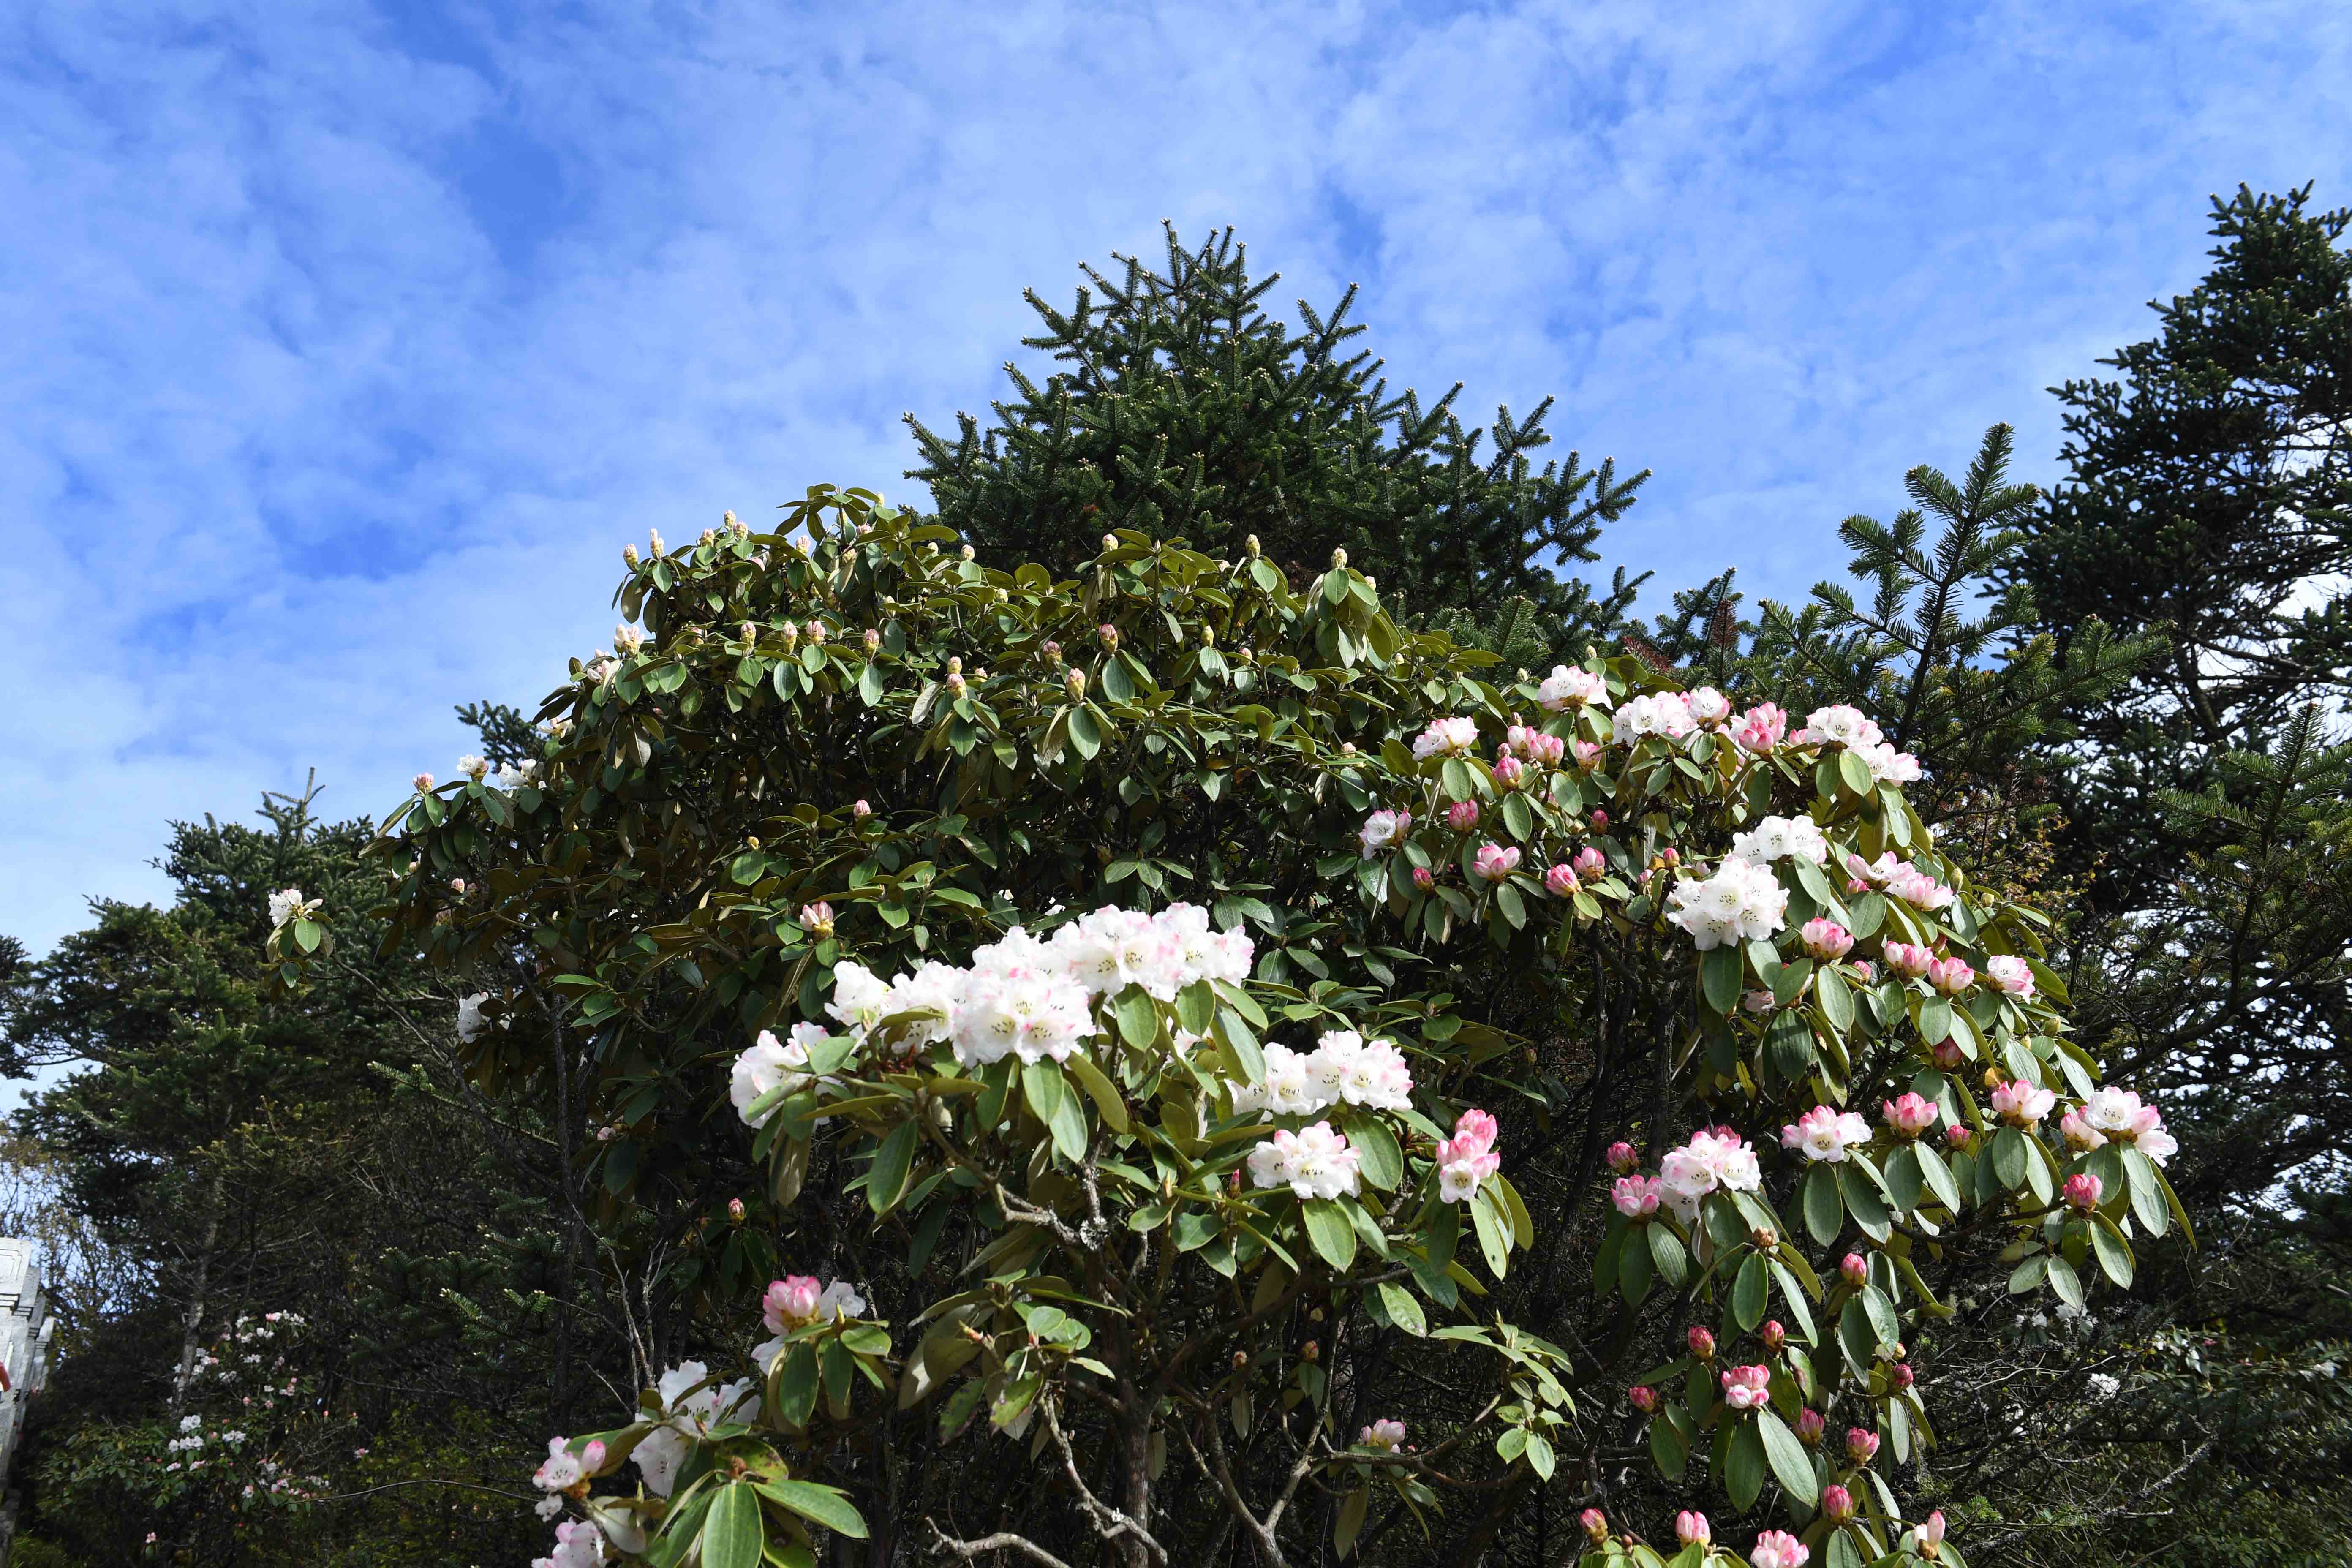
[{"left": 346, "top": 490, "right": 2175, "bottom": 1566}]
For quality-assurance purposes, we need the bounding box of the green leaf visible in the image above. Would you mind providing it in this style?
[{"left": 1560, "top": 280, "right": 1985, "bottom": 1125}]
[
  {"left": 1699, "top": 945, "right": 1743, "bottom": 1015},
  {"left": 1375, "top": 1280, "right": 1426, "bottom": 1336},
  {"left": 1840, "top": 1165, "right": 1890, "bottom": 1242},
  {"left": 2121, "top": 1146, "right": 2168, "bottom": 1237},
  {"left": 1501, "top": 791, "right": 1534, "bottom": 841},
  {"left": 1725, "top": 1418, "right": 1766, "bottom": 1510},
  {"left": 1803, "top": 1163, "right": 1843, "bottom": 1246},
  {"left": 1732, "top": 1252, "right": 1769, "bottom": 1331},
  {"left": 1064, "top": 1052, "right": 1130, "bottom": 1132},
  {"left": 1990, "top": 1125, "right": 2028, "bottom": 1190},
  {"left": 1334, "top": 1486, "right": 1369, "bottom": 1558},
  {"left": 1472, "top": 1191, "right": 1509, "bottom": 1279},
  {"left": 1650, "top": 1413, "right": 1688, "bottom": 1479},
  {"left": 1914, "top": 1140, "right": 1962, "bottom": 1212},
  {"left": 1113, "top": 985, "right": 1160, "bottom": 1048},
  {"left": 1022, "top": 1059, "right": 1066, "bottom": 1125},
  {"left": 2046, "top": 1252, "right": 2085, "bottom": 1311},
  {"left": 754, "top": 1478, "right": 869, "bottom": 1539},
  {"left": 2091, "top": 1217, "right": 2135, "bottom": 1288},
  {"left": 1218, "top": 1007, "right": 1266, "bottom": 1084},
  {"left": 1345, "top": 1115, "right": 1404, "bottom": 1191},
  {"left": 1303, "top": 1199, "right": 1358, "bottom": 1271},
  {"left": 1861, "top": 1284, "right": 1900, "bottom": 1349},
  {"left": 1757, "top": 1408, "right": 1818, "bottom": 1505},
  {"left": 867, "top": 1122, "right": 917, "bottom": 1215},
  {"left": 1647, "top": 1223, "right": 1689, "bottom": 1291},
  {"left": 697, "top": 1483, "right": 762, "bottom": 1568},
  {"left": 1884, "top": 1143, "right": 1924, "bottom": 1213},
  {"left": 1047, "top": 1089, "right": 1089, "bottom": 1163},
  {"left": 1816, "top": 963, "right": 1854, "bottom": 1032}
]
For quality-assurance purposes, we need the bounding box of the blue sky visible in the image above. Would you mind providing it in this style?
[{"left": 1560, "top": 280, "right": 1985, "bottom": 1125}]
[{"left": 5, "top": 0, "right": 2349, "bottom": 962}]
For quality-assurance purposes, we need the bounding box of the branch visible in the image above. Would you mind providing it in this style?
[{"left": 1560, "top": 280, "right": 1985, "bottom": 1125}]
[{"left": 926, "top": 1522, "right": 1078, "bottom": 1568}]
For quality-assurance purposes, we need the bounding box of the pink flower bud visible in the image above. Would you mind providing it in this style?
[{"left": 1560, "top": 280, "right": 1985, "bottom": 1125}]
[
  {"left": 763, "top": 1274, "right": 823, "bottom": 1331},
  {"left": 1687, "top": 1325, "right": 1716, "bottom": 1361},
  {"left": 1720, "top": 1364, "right": 1771, "bottom": 1410},
  {"left": 1611, "top": 1176, "right": 1662, "bottom": 1219},
  {"left": 1659, "top": 845, "right": 1680, "bottom": 866},
  {"left": 1676, "top": 1511, "right": 1711, "bottom": 1548},
  {"left": 1927, "top": 956, "right": 1974, "bottom": 995},
  {"left": 1042, "top": 640, "right": 1062, "bottom": 664},
  {"left": 1761, "top": 1320, "right": 1786, "bottom": 1351},
  {"left": 2063, "top": 1172, "right": 2103, "bottom": 1211},
  {"left": 1840, "top": 1253, "right": 1869, "bottom": 1288},
  {"left": 1883, "top": 941, "right": 1934, "bottom": 980},
  {"left": 1573, "top": 846, "right": 1606, "bottom": 878},
  {"left": 800, "top": 901, "right": 836, "bottom": 938},
  {"left": 1493, "top": 753, "right": 1524, "bottom": 785},
  {"left": 1991, "top": 1077, "right": 2055, "bottom": 1126},
  {"left": 1795, "top": 1407, "right": 1825, "bottom": 1446},
  {"left": 1580, "top": 1508, "right": 1609, "bottom": 1544},
  {"left": 1882, "top": 1092, "right": 1941, "bottom": 1138},
  {"left": 1098, "top": 623, "right": 1119, "bottom": 649},
  {"left": 1571, "top": 739, "right": 1603, "bottom": 770},
  {"left": 1545, "top": 862, "right": 1579, "bottom": 896},
  {"left": 1801, "top": 918, "right": 1854, "bottom": 960},
  {"left": 853, "top": 799, "right": 871, "bottom": 819},
  {"left": 1851, "top": 959, "right": 1875, "bottom": 981},
  {"left": 1918, "top": 1510, "right": 1946, "bottom": 1557},
  {"left": 1628, "top": 1384, "right": 1659, "bottom": 1414},
  {"left": 1446, "top": 800, "right": 1480, "bottom": 831},
  {"left": 1821, "top": 1484, "right": 1855, "bottom": 1524},
  {"left": 1750, "top": 1529, "right": 1809, "bottom": 1568},
  {"left": 1412, "top": 866, "right": 1435, "bottom": 890},
  {"left": 1945, "top": 1122, "right": 1974, "bottom": 1149},
  {"left": 580, "top": 1439, "right": 607, "bottom": 1474},
  {"left": 1526, "top": 732, "right": 1565, "bottom": 766},
  {"left": 727, "top": 1198, "right": 745, "bottom": 1221},
  {"left": 413, "top": 773, "right": 435, "bottom": 792},
  {"left": 1846, "top": 1426, "right": 1881, "bottom": 1465},
  {"left": 1589, "top": 809, "right": 1609, "bottom": 830},
  {"left": 1606, "top": 1140, "right": 1639, "bottom": 1173},
  {"left": 1929, "top": 1036, "right": 1964, "bottom": 1069},
  {"left": 1743, "top": 988, "right": 1776, "bottom": 1013},
  {"left": 1889, "top": 1361, "right": 1914, "bottom": 1391},
  {"left": 863, "top": 628, "right": 881, "bottom": 651},
  {"left": 1471, "top": 843, "right": 1521, "bottom": 884}
]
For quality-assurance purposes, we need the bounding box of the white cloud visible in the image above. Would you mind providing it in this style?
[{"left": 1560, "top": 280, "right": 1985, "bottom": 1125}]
[{"left": 4, "top": 0, "right": 2349, "bottom": 966}]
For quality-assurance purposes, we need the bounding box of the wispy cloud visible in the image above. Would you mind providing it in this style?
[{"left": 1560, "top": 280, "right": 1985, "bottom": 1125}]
[{"left": 5, "top": 0, "right": 2349, "bottom": 959}]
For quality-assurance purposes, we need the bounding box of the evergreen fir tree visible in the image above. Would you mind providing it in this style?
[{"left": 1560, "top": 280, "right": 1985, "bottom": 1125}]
[{"left": 905, "top": 224, "right": 1650, "bottom": 653}]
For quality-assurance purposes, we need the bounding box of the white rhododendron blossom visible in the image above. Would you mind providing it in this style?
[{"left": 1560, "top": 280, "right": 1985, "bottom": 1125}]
[
  {"left": 1729, "top": 814, "right": 1830, "bottom": 866},
  {"left": 1797, "top": 704, "right": 1880, "bottom": 749},
  {"left": 1612, "top": 691, "right": 1697, "bottom": 743},
  {"left": 1854, "top": 738, "right": 1923, "bottom": 784},
  {"left": 1246, "top": 1121, "right": 1362, "bottom": 1199},
  {"left": 455, "top": 992, "right": 491, "bottom": 1043},
  {"left": 1984, "top": 955, "right": 2036, "bottom": 997},
  {"left": 533, "top": 1518, "right": 612, "bottom": 1568},
  {"left": 1781, "top": 1105, "right": 1872, "bottom": 1163},
  {"left": 1685, "top": 686, "right": 1732, "bottom": 726},
  {"left": 1411, "top": 715, "right": 1482, "bottom": 759},
  {"left": 1358, "top": 808, "right": 1413, "bottom": 858},
  {"left": 266, "top": 887, "right": 307, "bottom": 928},
  {"left": 1436, "top": 1109, "right": 1503, "bottom": 1202},
  {"left": 2082, "top": 1086, "right": 2178, "bottom": 1165},
  {"left": 1666, "top": 858, "right": 1789, "bottom": 950},
  {"left": 730, "top": 1023, "right": 825, "bottom": 1127},
  {"left": 1233, "top": 1032, "right": 1413, "bottom": 1118},
  {"left": 1885, "top": 863, "right": 1955, "bottom": 911},
  {"left": 1536, "top": 664, "right": 1609, "bottom": 710},
  {"left": 632, "top": 1362, "right": 765, "bottom": 1498},
  {"left": 1658, "top": 1128, "right": 1762, "bottom": 1221}
]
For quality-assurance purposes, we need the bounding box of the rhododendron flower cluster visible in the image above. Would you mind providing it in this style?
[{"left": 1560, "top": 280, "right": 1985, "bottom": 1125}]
[
  {"left": 1992, "top": 1078, "right": 2056, "bottom": 1125},
  {"left": 1471, "top": 843, "right": 1521, "bottom": 882},
  {"left": 1719, "top": 1363, "right": 1771, "bottom": 1409},
  {"left": 1436, "top": 1108, "right": 1503, "bottom": 1201},
  {"left": 2083, "top": 1086, "right": 2178, "bottom": 1164},
  {"left": 1445, "top": 799, "right": 1481, "bottom": 830},
  {"left": 1412, "top": 715, "right": 1481, "bottom": 758},
  {"left": 1358, "top": 808, "right": 1413, "bottom": 858},
  {"left": 1612, "top": 1175, "right": 1663, "bottom": 1217},
  {"left": 1882, "top": 1092, "right": 1941, "bottom": 1138},
  {"left": 1985, "top": 954, "right": 2035, "bottom": 996},
  {"left": 1730, "top": 814, "right": 1829, "bottom": 866},
  {"left": 1799, "top": 918, "right": 1854, "bottom": 960},
  {"left": 1246, "top": 1121, "right": 1362, "bottom": 1199},
  {"left": 1230, "top": 1029, "right": 1414, "bottom": 1117},
  {"left": 631, "top": 1362, "right": 765, "bottom": 1497},
  {"left": 1358, "top": 1417, "right": 1407, "bottom": 1450},
  {"left": 1612, "top": 690, "right": 1698, "bottom": 743},
  {"left": 1658, "top": 1127, "right": 1762, "bottom": 1220},
  {"left": 1665, "top": 857, "right": 1788, "bottom": 950},
  {"left": 1537, "top": 664, "right": 1609, "bottom": 709},
  {"left": 1782, "top": 1104, "right": 1871, "bottom": 1163},
  {"left": 1750, "top": 1528, "right": 1810, "bottom": 1568}
]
